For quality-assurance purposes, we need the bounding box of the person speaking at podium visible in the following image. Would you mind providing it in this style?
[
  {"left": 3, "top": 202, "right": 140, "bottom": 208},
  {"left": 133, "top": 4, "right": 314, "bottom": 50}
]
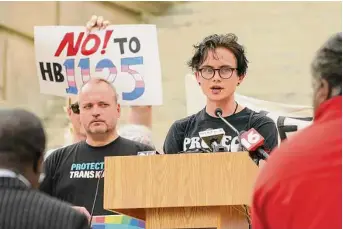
[{"left": 163, "top": 34, "right": 278, "bottom": 155}]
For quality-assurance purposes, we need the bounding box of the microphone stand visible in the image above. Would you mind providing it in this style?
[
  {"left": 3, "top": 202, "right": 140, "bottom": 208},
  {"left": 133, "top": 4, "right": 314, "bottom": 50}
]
[
  {"left": 215, "top": 108, "right": 268, "bottom": 163},
  {"left": 215, "top": 110, "right": 243, "bottom": 151}
]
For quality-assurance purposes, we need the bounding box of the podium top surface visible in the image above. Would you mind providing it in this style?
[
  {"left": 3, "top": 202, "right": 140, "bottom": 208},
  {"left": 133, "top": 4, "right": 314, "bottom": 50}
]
[{"left": 104, "top": 152, "right": 258, "bottom": 217}]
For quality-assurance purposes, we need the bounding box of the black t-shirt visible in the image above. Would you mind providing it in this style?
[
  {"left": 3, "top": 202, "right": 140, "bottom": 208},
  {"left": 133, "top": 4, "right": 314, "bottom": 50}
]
[
  {"left": 40, "top": 137, "right": 154, "bottom": 216},
  {"left": 163, "top": 107, "right": 278, "bottom": 154}
]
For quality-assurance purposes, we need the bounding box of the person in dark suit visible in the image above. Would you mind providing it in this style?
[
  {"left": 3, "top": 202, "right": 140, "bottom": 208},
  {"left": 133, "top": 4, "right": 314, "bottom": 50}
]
[{"left": 0, "top": 108, "right": 90, "bottom": 229}]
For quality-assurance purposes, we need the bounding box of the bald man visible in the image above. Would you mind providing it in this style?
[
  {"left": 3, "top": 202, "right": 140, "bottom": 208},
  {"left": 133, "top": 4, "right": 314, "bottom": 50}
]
[{"left": 40, "top": 78, "right": 154, "bottom": 216}]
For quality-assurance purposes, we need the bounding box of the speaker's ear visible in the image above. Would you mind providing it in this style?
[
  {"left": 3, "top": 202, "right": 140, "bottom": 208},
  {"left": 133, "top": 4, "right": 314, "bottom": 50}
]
[{"left": 198, "top": 82, "right": 201, "bottom": 85}]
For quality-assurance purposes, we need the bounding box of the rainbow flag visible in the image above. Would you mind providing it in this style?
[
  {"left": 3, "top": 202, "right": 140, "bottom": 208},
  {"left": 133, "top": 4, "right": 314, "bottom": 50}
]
[{"left": 91, "top": 215, "right": 145, "bottom": 229}]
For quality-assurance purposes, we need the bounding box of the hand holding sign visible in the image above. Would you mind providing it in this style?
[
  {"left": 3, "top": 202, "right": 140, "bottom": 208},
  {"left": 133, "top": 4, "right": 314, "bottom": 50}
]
[
  {"left": 86, "top": 15, "right": 110, "bottom": 32},
  {"left": 34, "top": 23, "right": 163, "bottom": 106}
]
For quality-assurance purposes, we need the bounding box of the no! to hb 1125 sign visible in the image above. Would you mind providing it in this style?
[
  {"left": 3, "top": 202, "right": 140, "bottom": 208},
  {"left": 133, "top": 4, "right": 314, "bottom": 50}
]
[{"left": 34, "top": 25, "right": 163, "bottom": 105}]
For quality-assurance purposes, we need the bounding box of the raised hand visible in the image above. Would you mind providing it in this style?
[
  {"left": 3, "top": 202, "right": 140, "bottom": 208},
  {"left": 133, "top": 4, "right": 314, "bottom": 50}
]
[{"left": 86, "top": 15, "right": 110, "bottom": 32}]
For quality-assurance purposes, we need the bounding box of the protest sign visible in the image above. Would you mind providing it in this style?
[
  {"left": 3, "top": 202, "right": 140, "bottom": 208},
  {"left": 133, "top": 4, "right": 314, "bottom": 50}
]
[{"left": 34, "top": 25, "right": 163, "bottom": 105}]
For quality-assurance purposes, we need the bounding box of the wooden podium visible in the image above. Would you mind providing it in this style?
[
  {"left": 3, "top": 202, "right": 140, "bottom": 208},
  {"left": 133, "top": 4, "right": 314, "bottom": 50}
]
[{"left": 104, "top": 152, "right": 259, "bottom": 229}]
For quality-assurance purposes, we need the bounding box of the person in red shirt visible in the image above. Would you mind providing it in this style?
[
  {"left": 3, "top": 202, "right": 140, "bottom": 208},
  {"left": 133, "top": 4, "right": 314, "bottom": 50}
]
[{"left": 252, "top": 32, "right": 342, "bottom": 229}]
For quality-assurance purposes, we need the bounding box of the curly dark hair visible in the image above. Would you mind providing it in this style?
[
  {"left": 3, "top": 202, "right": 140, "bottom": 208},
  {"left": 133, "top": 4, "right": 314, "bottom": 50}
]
[{"left": 187, "top": 33, "right": 249, "bottom": 76}]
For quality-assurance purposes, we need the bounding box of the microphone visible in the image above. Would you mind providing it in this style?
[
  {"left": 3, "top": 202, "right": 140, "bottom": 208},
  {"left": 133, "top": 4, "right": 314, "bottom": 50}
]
[
  {"left": 214, "top": 107, "right": 268, "bottom": 161},
  {"left": 178, "top": 148, "right": 212, "bottom": 154},
  {"left": 215, "top": 108, "right": 243, "bottom": 150},
  {"left": 240, "top": 128, "right": 269, "bottom": 160},
  {"left": 199, "top": 128, "right": 228, "bottom": 152},
  {"left": 215, "top": 108, "right": 241, "bottom": 137},
  {"left": 137, "top": 151, "right": 162, "bottom": 155}
]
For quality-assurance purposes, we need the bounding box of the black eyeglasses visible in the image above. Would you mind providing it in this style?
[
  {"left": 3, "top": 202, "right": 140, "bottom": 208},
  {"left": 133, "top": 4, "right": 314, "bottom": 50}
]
[
  {"left": 199, "top": 66, "right": 237, "bottom": 80},
  {"left": 70, "top": 102, "right": 80, "bottom": 114}
]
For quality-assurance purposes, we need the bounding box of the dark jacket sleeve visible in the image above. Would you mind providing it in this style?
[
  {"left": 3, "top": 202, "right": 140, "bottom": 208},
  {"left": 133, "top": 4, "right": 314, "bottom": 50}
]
[
  {"left": 39, "top": 150, "right": 60, "bottom": 195},
  {"left": 252, "top": 115, "right": 279, "bottom": 153},
  {"left": 163, "top": 121, "right": 185, "bottom": 154}
]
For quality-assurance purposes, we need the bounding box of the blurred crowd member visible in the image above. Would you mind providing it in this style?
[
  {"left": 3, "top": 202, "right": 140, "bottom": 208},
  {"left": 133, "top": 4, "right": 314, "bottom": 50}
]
[
  {"left": 40, "top": 78, "right": 154, "bottom": 216},
  {"left": 0, "top": 109, "right": 89, "bottom": 229},
  {"left": 45, "top": 97, "right": 86, "bottom": 159},
  {"left": 65, "top": 97, "right": 87, "bottom": 144},
  {"left": 118, "top": 123, "right": 154, "bottom": 149},
  {"left": 252, "top": 32, "right": 342, "bottom": 229}
]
